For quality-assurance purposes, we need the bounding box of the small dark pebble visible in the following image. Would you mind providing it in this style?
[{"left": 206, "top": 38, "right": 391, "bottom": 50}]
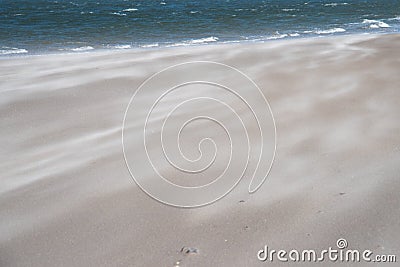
[
  {"left": 339, "top": 192, "right": 346, "bottom": 196},
  {"left": 239, "top": 200, "right": 245, "bottom": 203}
]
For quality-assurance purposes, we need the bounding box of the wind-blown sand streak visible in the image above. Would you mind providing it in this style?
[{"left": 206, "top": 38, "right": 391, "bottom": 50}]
[{"left": 0, "top": 34, "right": 399, "bottom": 266}]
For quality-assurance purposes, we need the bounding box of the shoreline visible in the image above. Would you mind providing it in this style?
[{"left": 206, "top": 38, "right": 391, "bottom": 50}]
[{"left": 1, "top": 32, "right": 397, "bottom": 59}]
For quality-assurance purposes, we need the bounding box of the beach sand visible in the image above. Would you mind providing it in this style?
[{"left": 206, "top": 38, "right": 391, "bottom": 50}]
[{"left": 1, "top": 34, "right": 399, "bottom": 266}]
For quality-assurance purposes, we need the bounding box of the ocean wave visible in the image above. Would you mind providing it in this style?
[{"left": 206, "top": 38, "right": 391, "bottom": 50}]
[
  {"left": 71, "top": 46, "right": 94, "bottom": 52},
  {"left": 166, "top": 42, "right": 190, "bottom": 47},
  {"left": 324, "top": 3, "right": 349, "bottom": 7},
  {"left": 141, "top": 43, "right": 159, "bottom": 48},
  {"left": 0, "top": 47, "right": 28, "bottom": 55},
  {"left": 267, "top": 32, "right": 304, "bottom": 40},
  {"left": 315, "top": 27, "right": 346, "bottom": 34},
  {"left": 165, "top": 37, "right": 218, "bottom": 47},
  {"left": 266, "top": 34, "right": 288, "bottom": 40},
  {"left": 362, "top": 19, "right": 390, "bottom": 28},
  {"left": 189, "top": 36, "right": 218, "bottom": 44},
  {"left": 114, "top": 44, "right": 131, "bottom": 49},
  {"left": 282, "top": 8, "right": 298, "bottom": 12},
  {"left": 387, "top": 16, "right": 400, "bottom": 21},
  {"left": 110, "top": 12, "right": 126, "bottom": 16},
  {"left": 362, "top": 19, "right": 379, "bottom": 24},
  {"left": 122, "top": 8, "right": 138, "bottom": 12}
]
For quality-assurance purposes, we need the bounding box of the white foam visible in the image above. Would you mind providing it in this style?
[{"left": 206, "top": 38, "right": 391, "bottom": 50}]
[
  {"left": 167, "top": 42, "right": 190, "bottom": 47},
  {"left": 362, "top": 19, "right": 379, "bottom": 24},
  {"left": 114, "top": 45, "right": 131, "bottom": 49},
  {"left": 123, "top": 8, "right": 138, "bottom": 12},
  {"left": 0, "top": 47, "right": 28, "bottom": 55},
  {"left": 282, "top": 8, "right": 298, "bottom": 12},
  {"left": 111, "top": 12, "right": 126, "bottom": 16},
  {"left": 266, "top": 34, "right": 288, "bottom": 40},
  {"left": 190, "top": 36, "right": 219, "bottom": 44},
  {"left": 289, "top": 33, "right": 300, "bottom": 37},
  {"left": 141, "top": 43, "right": 159, "bottom": 48},
  {"left": 315, "top": 27, "right": 346, "bottom": 34},
  {"left": 363, "top": 19, "right": 390, "bottom": 28},
  {"left": 160, "top": 2, "right": 166, "bottom": 5},
  {"left": 377, "top": 21, "right": 390, "bottom": 28},
  {"left": 324, "top": 3, "right": 348, "bottom": 6},
  {"left": 387, "top": 16, "right": 400, "bottom": 21},
  {"left": 71, "top": 46, "right": 94, "bottom": 52},
  {"left": 167, "top": 37, "right": 219, "bottom": 47}
]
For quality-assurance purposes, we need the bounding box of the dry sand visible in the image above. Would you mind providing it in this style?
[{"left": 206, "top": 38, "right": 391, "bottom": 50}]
[{"left": 1, "top": 34, "right": 399, "bottom": 266}]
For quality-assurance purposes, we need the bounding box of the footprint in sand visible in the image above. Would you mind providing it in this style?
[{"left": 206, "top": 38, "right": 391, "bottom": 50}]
[{"left": 180, "top": 246, "right": 199, "bottom": 255}]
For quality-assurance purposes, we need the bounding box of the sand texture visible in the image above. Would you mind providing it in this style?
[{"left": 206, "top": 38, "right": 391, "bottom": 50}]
[{"left": 1, "top": 34, "right": 399, "bottom": 266}]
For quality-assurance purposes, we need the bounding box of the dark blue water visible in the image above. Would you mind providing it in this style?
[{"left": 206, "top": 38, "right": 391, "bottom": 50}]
[{"left": 1, "top": 0, "right": 399, "bottom": 55}]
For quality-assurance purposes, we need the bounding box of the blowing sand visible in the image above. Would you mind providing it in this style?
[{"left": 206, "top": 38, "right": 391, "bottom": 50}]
[{"left": 1, "top": 34, "right": 399, "bottom": 266}]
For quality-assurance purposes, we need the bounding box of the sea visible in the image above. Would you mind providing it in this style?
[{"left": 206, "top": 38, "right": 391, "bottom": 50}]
[{"left": 1, "top": 0, "right": 399, "bottom": 55}]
